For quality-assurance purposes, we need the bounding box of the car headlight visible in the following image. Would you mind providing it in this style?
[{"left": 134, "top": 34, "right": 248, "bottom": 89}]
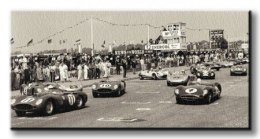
[
  {"left": 92, "top": 85, "right": 96, "bottom": 90},
  {"left": 114, "top": 85, "right": 118, "bottom": 89},
  {"left": 174, "top": 89, "right": 179, "bottom": 95},
  {"left": 35, "top": 99, "right": 43, "bottom": 105},
  {"left": 197, "top": 73, "right": 200, "bottom": 76},
  {"left": 11, "top": 99, "right": 16, "bottom": 105},
  {"left": 243, "top": 68, "right": 246, "bottom": 71},
  {"left": 203, "top": 89, "right": 208, "bottom": 96},
  {"left": 230, "top": 68, "right": 234, "bottom": 71},
  {"left": 211, "top": 73, "right": 214, "bottom": 76}
]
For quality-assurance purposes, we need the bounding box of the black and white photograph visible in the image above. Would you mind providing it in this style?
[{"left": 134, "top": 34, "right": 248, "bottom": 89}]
[{"left": 10, "top": 11, "right": 250, "bottom": 129}]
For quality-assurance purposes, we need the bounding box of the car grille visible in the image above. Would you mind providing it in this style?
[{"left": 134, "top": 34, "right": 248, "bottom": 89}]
[
  {"left": 15, "top": 104, "right": 33, "bottom": 111},
  {"left": 97, "top": 89, "right": 113, "bottom": 93},
  {"left": 181, "top": 96, "right": 199, "bottom": 101}
]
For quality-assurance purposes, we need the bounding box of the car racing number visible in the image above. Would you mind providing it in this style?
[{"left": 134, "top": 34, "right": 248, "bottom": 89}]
[
  {"left": 100, "top": 84, "right": 111, "bottom": 88},
  {"left": 67, "top": 94, "right": 76, "bottom": 106},
  {"left": 21, "top": 97, "right": 35, "bottom": 103},
  {"left": 185, "top": 88, "right": 198, "bottom": 94}
]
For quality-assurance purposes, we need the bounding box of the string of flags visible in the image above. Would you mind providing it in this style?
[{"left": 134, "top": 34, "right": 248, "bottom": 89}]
[{"left": 13, "top": 16, "right": 213, "bottom": 50}]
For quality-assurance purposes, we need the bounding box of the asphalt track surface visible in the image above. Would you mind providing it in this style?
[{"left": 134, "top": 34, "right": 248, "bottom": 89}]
[{"left": 11, "top": 65, "right": 249, "bottom": 128}]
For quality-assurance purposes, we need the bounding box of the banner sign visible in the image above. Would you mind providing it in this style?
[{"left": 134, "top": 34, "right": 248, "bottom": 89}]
[
  {"left": 114, "top": 50, "right": 154, "bottom": 55},
  {"left": 145, "top": 43, "right": 187, "bottom": 50}
]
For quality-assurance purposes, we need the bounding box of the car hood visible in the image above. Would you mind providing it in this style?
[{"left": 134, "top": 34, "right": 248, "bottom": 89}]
[
  {"left": 95, "top": 81, "right": 120, "bottom": 89},
  {"left": 12, "top": 95, "right": 43, "bottom": 106},
  {"left": 167, "top": 75, "right": 188, "bottom": 81},
  {"left": 176, "top": 85, "right": 206, "bottom": 96}
]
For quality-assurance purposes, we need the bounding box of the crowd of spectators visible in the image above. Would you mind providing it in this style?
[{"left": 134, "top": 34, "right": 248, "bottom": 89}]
[{"left": 11, "top": 49, "right": 247, "bottom": 90}]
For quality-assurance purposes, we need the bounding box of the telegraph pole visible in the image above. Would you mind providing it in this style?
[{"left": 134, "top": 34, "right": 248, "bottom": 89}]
[{"left": 209, "top": 29, "right": 211, "bottom": 49}]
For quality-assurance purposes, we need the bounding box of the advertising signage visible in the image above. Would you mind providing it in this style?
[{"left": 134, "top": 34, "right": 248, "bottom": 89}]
[{"left": 114, "top": 50, "right": 154, "bottom": 55}]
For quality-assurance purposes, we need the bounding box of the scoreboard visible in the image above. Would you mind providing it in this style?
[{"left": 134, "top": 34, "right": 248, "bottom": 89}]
[{"left": 209, "top": 29, "right": 224, "bottom": 49}]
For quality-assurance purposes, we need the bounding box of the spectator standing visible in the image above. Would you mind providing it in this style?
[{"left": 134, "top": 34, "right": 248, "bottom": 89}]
[
  {"left": 122, "top": 57, "right": 127, "bottom": 78},
  {"left": 36, "top": 63, "right": 44, "bottom": 82},
  {"left": 77, "top": 63, "right": 83, "bottom": 81},
  {"left": 131, "top": 57, "right": 137, "bottom": 74},
  {"left": 83, "top": 63, "right": 89, "bottom": 80},
  {"left": 140, "top": 57, "right": 145, "bottom": 71},
  {"left": 115, "top": 57, "right": 121, "bottom": 74}
]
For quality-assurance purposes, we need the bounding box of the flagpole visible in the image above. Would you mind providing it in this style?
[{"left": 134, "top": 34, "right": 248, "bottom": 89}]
[
  {"left": 91, "top": 16, "right": 94, "bottom": 56},
  {"left": 147, "top": 25, "right": 150, "bottom": 47}
]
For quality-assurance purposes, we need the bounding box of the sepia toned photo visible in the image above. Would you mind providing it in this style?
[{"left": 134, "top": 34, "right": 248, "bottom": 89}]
[{"left": 10, "top": 11, "right": 250, "bottom": 129}]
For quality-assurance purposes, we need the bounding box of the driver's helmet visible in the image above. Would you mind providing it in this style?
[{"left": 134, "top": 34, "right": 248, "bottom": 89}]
[{"left": 197, "top": 78, "right": 202, "bottom": 83}]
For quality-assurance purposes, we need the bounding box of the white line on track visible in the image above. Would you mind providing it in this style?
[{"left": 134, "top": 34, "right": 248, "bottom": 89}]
[
  {"left": 159, "top": 101, "right": 173, "bottom": 104},
  {"left": 136, "top": 108, "right": 151, "bottom": 111},
  {"left": 121, "top": 101, "right": 151, "bottom": 104},
  {"left": 97, "top": 117, "right": 138, "bottom": 122},
  {"left": 18, "top": 117, "right": 58, "bottom": 120}
]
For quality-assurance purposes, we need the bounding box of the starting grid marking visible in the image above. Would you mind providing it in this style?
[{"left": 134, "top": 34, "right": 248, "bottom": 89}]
[{"left": 97, "top": 117, "right": 138, "bottom": 122}]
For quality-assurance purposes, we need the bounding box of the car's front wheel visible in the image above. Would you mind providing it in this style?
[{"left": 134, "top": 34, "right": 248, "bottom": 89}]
[
  {"left": 43, "top": 100, "right": 55, "bottom": 116},
  {"left": 205, "top": 94, "right": 212, "bottom": 104},
  {"left": 75, "top": 96, "right": 85, "bottom": 109},
  {"left": 92, "top": 92, "right": 98, "bottom": 98},
  {"left": 15, "top": 111, "right": 26, "bottom": 117},
  {"left": 176, "top": 98, "right": 182, "bottom": 104}
]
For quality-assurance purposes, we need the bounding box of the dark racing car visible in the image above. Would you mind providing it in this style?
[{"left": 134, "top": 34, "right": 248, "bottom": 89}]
[
  {"left": 230, "top": 65, "right": 247, "bottom": 76},
  {"left": 167, "top": 70, "right": 197, "bottom": 86},
  {"left": 193, "top": 66, "right": 215, "bottom": 79},
  {"left": 174, "top": 79, "right": 222, "bottom": 104},
  {"left": 11, "top": 83, "right": 88, "bottom": 116},
  {"left": 204, "top": 62, "right": 221, "bottom": 71},
  {"left": 92, "top": 79, "right": 126, "bottom": 97}
]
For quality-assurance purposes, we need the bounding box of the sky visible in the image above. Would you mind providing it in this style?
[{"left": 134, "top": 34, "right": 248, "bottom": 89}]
[{"left": 11, "top": 11, "right": 249, "bottom": 53}]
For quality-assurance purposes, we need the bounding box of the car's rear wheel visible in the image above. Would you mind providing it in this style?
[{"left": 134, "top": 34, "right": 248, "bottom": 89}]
[
  {"left": 75, "top": 96, "right": 84, "bottom": 109},
  {"left": 92, "top": 92, "right": 98, "bottom": 98},
  {"left": 152, "top": 74, "right": 157, "bottom": 80},
  {"left": 44, "top": 100, "right": 55, "bottom": 116},
  {"left": 167, "top": 82, "right": 171, "bottom": 86},
  {"left": 115, "top": 89, "right": 121, "bottom": 97},
  {"left": 15, "top": 111, "right": 26, "bottom": 117},
  {"left": 176, "top": 98, "right": 182, "bottom": 104}
]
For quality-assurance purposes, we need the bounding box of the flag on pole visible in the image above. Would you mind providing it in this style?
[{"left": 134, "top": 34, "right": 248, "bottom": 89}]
[
  {"left": 27, "top": 39, "right": 33, "bottom": 47},
  {"left": 10, "top": 38, "right": 14, "bottom": 44},
  {"left": 76, "top": 39, "right": 81, "bottom": 43},
  {"left": 101, "top": 40, "right": 105, "bottom": 48}
]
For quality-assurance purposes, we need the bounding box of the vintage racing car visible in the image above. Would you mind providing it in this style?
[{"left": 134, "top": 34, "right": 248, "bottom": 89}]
[
  {"left": 139, "top": 69, "right": 168, "bottom": 80},
  {"left": 174, "top": 79, "right": 222, "bottom": 104},
  {"left": 230, "top": 65, "right": 247, "bottom": 76},
  {"left": 11, "top": 83, "right": 88, "bottom": 116},
  {"left": 217, "top": 61, "right": 234, "bottom": 68},
  {"left": 167, "top": 70, "right": 197, "bottom": 86},
  {"left": 92, "top": 79, "right": 126, "bottom": 97},
  {"left": 193, "top": 66, "right": 215, "bottom": 79},
  {"left": 204, "top": 62, "right": 221, "bottom": 71}
]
